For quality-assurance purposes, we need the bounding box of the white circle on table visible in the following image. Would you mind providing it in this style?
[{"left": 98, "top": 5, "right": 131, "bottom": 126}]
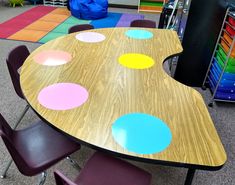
[{"left": 75, "top": 32, "right": 106, "bottom": 43}]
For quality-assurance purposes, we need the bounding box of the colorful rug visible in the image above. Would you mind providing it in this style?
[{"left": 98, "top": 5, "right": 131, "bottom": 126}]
[{"left": 0, "top": 6, "right": 144, "bottom": 43}]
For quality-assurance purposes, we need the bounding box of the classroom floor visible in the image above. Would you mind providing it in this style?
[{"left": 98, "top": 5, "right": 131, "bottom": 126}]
[{"left": 0, "top": 3, "right": 235, "bottom": 185}]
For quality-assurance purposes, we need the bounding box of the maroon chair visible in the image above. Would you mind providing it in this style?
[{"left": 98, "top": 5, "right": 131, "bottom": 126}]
[
  {"left": 0, "top": 113, "right": 81, "bottom": 185},
  {"left": 3, "top": 45, "right": 32, "bottom": 178},
  {"left": 130, "top": 19, "right": 156, "bottom": 28},
  {"left": 68, "top": 24, "right": 94, "bottom": 34},
  {"left": 54, "top": 152, "right": 152, "bottom": 185},
  {"left": 6, "top": 45, "right": 31, "bottom": 129}
]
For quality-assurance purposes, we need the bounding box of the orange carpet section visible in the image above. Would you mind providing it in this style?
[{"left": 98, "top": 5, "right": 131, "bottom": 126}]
[
  {"left": 40, "top": 13, "right": 69, "bottom": 22},
  {"left": 50, "top": 8, "right": 71, "bottom": 16},
  {"left": 8, "top": 29, "right": 48, "bottom": 42},
  {"left": 8, "top": 8, "right": 70, "bottom": 42},
  {"left": 25, "top": 21, "right": 60, "bottom": 31}
]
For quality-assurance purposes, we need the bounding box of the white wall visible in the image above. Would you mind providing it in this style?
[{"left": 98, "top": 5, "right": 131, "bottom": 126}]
[{"left": 109, "top": 0, "right": 139, "bottom": 6}]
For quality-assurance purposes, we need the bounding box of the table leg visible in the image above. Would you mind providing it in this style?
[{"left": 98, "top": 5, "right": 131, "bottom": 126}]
[{"left": 184, "top": 169, "right": 196, "bottom": 185}]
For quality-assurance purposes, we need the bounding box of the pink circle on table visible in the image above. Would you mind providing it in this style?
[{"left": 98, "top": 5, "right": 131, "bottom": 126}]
[
  {"left": 75, "top": 32, "right": 106, "bottom": 43},
  {"left": 33, "top": 50, "right": 72, "bottom": 66},
  {"left": 38, "top": 83, "right": 89, "bottom": 110}
]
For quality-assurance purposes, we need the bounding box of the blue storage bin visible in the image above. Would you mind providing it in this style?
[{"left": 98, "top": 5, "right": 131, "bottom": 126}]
[
  {"left": 209, "top": 77, "right": 235, "bottom": 100},
  {"left": 212, "top": 58, "right": 235, "bottom": 81}
]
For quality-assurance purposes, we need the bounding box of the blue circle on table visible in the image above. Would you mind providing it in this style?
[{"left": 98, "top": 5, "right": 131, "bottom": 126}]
[
  {"left": 112, "top": 113, "right": 172, "bottom": 154},
  {"left": 125, "top": 30, "right": 153, "bottom": 39}
]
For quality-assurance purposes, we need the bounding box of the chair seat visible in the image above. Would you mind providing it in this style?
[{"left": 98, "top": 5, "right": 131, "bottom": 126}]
[
  {"left": 13, "top": 120, "right": 80, "bottom": 176},
  {"left": 75, "top": 152, "right": 151, "bottom": 185}
]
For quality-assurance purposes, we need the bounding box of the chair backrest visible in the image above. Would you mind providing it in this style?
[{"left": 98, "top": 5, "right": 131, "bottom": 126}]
[
  {"left": 0, "top": 113, "right": 30, "bottom": 175},
  {"left": 68, "top": 24, "right": 94, "bottom": 34},
  {"left": 130, "top": 19, "right": 156, "bottom": 28},
  {"left": 6, "top": 45, "right": 30, "bottom": 99},
  {"left": 54, "top": 170, "right": 77, "bottom": 185}
]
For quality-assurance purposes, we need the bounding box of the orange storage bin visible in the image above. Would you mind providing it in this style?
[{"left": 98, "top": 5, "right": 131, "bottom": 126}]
[
  {"left": 220, "top": 39, "right": 235, "bottom": 57},
  {"left": 223, "top": 31, "right": 233, "bottom": 45}
]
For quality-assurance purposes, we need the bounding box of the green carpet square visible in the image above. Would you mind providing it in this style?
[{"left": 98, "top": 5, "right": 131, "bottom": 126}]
[
  {"left": 64, "top": 16, "right": 91, "bottom": 24},
  {"left": 39, "top": 32, "right": 66, "bottom": 43},
  {"left": 53, "top": 23, "right": 79, "bottom": 33}
]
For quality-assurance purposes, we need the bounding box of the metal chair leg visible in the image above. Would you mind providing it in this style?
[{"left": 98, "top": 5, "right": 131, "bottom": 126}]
[
  {"left": 0, "top": 159, "right": 13, "bottom": 179},
  {"left": 13, "top": 104, "right": 30, "bottom": 129},
  {"left": 38, "top": 171, "right": 47, "bottom": 185},
  {"left": 66, "top": 156, "right": 81, "bottom": 171}
]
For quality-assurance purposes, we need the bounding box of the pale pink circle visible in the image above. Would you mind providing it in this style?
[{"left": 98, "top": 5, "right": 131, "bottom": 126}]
[
  {"left": 33, "top": 50, "right": 72, "bottom": 66},
  {"left": 38, "top": 83, "right": 89, "bottom": 110},
  {"left": 75, "top": 32, "right": 106, "bottom": 43}
]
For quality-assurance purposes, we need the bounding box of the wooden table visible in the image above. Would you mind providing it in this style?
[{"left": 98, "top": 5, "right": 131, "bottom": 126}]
[{"left": 20, "top": 28, "right": 226, "bottom": 185}]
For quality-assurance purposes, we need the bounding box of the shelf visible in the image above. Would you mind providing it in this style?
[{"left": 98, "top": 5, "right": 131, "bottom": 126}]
[
  {"left": 140, "top": 1, "right": 164, "bottom": 6},
  {"left": 206, "top": 9, "right": 235, "bottom": 103},
  {"left": 139, "top": 6, "right": 163, "bottom": 13},
  {"left": 43, "top": 0, "right": 67, "bottom": 7},
  {"left": 138, "top": 0, "right": 167, "bottom": 14}
]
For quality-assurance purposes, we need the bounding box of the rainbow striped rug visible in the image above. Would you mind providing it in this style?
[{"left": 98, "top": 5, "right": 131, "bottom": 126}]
[{"left": 0, "top": 6, "right": 144, "bottom": 43}]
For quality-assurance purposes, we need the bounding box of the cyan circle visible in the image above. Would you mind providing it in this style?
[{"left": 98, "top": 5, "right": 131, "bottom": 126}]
[
  {"left": 112, "top": 113, "right": 172, "bottom": 154},
  {"left": 125, "top": 30, "right": 153, "bottom": 39}
]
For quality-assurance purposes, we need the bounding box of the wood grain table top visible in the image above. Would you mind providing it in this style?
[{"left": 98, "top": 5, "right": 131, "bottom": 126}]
[{"left": 20, "top": 28, "right": 226, "bottom": 170}]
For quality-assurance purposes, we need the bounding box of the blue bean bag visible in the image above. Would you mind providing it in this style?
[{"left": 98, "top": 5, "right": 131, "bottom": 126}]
[{"left": 69, "top": 0, "right": 108, "bottom": 20}]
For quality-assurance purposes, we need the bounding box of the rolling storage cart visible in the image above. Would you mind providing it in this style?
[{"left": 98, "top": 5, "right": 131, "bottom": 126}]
[{"left": 202, "top": 7, "right": 235, "bottom": 107}]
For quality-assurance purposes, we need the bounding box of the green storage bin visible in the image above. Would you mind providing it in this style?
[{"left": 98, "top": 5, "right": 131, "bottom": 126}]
[
  {"left": 216, "top": 54, "right": 235, "bottom": 73},
  {"left": 140, "top": 2, "right": 163, "bottom": 6},
  {"left": 217, "top": 46, "right": 235, "bottom": 66}
]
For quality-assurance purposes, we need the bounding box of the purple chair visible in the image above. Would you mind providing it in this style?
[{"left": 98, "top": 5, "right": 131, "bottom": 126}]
[
  {"left": 68, "top": 24, "right": 94, "bottom": 34},
  {"left": 0, "top": 113, "right": 81, "bottom": 185},
  {"left": 130, "top": 19, "right": 156, "bottom": 28},
  {"left": 6, "top": 45, "right": 31, "bottom": 129},
  {"left": 54, "top": 152, "right": 152, "bottom": 185}
]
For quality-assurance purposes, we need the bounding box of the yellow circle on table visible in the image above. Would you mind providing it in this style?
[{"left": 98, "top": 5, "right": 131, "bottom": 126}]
[{"left": 118, "top": 53, "right": 155, "bottom": 69}]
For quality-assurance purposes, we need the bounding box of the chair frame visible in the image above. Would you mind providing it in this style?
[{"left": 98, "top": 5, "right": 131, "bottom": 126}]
[
  {"left": 68, "top": 24, "right": 94, "bottom": 34},
  {"left": 2, "top": 45, "right": 31, "bottom": 178},
  {"left": 130, "top": 19, "right": 156, "bottom": 28},
  {"left": 0, "top": 114, "right": 81, "bottom": 185}
]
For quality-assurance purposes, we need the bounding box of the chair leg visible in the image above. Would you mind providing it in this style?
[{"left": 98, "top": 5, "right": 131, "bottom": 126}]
[
  {"left": 66, "top": 156, "right": 81, "bottom": 171},
  {"left": 38, "top": 171, "right": 47, "bottom": 185},
  {"left": 0, "top": 159, "right": 13, "bottom": 179},
  {"left": 13, "top": 104, "right": 30, "bottom": 129}
]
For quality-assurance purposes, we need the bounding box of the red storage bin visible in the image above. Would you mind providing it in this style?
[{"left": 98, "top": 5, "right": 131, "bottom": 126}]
[
  {"left": 226, "top": 24, "right": 235, "bottom": 36},
  {"left": 228, "top": 16, "right": 235, "bottom": 27}
]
